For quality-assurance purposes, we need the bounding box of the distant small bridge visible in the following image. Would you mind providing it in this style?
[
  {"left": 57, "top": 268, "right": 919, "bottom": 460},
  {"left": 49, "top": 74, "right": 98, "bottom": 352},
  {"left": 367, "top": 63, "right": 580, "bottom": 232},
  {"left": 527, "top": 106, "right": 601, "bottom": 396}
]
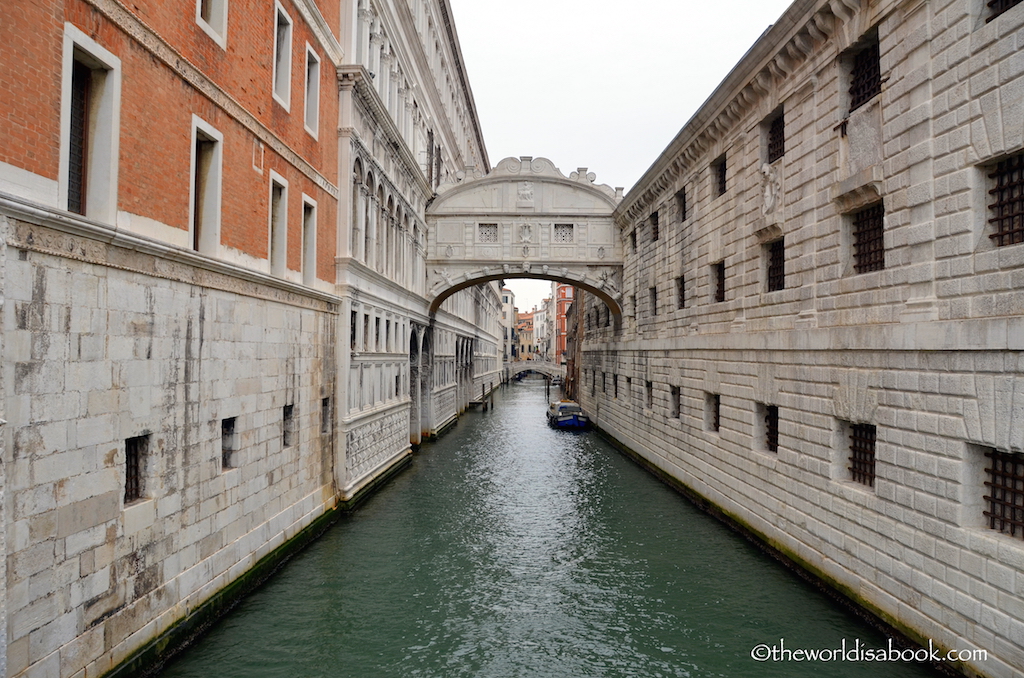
[{"left": 509, "top": 361, "right": 565, "bottom": 380}]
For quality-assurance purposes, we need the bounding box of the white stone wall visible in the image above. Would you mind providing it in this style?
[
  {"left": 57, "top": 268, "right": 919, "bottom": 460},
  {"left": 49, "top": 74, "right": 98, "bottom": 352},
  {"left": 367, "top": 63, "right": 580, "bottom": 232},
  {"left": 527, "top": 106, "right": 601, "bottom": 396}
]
[
  {"left": 582, "top": 1, "right": 1024, "bottom": 676},
  {"left": 2, "top": 214, "right": 338, "bottom": 677}
]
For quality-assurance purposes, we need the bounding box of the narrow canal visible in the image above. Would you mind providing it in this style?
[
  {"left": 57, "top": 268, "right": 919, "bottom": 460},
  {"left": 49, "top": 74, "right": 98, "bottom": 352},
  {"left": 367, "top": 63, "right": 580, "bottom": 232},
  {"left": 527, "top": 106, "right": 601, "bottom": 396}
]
[{"left": 161, "top": 378, "right": 941, "bottom": 678}]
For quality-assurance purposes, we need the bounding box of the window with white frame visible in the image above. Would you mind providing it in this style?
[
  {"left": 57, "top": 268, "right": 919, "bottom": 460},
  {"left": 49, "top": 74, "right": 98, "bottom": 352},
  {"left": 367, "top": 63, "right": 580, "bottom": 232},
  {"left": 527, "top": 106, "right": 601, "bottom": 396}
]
[
  {"left": 61, "top": 23, "right": 121, "bottom": 224},
  {"left": 302, "top": 195, "right": 317, "bottom": 286},
  {"left": 304, "top": 44, "right": 320, "bottom": 136},
  {"left": 272, "top": 3, "right": 292, "bottom": 109},
  {"left": 190, "top": 115, "right": 223, "bottom": 254},
  {"left": 196, "top": 0, "right": 228, "bottom": 47},
  {"left": 269, "top": 172, "right": 288, "bottom": 276}
]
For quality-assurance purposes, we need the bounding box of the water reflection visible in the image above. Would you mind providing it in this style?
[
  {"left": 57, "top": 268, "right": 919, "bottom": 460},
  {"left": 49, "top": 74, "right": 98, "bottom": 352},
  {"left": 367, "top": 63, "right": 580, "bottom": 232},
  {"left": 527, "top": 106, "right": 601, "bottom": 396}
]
[{"left": 161, "top": 378, "right": 940, "bottom": 678}]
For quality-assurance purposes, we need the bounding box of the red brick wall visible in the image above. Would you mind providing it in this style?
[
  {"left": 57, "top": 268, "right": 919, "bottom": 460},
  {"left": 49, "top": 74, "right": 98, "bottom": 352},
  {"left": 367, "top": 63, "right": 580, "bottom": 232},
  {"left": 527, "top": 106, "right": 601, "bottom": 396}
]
[
  {"left": 0, "top": 0, "right": 64, "bottom": 180},
  {"left": 0, "top": 0, "right": 340, "bottom": 281}
]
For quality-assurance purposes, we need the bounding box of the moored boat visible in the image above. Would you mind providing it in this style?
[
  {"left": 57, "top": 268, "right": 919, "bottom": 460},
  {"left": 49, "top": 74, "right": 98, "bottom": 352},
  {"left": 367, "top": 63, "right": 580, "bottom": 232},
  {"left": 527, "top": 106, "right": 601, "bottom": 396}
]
[{"left": 546, "top": 400, "right": 589, "bottom": 430}]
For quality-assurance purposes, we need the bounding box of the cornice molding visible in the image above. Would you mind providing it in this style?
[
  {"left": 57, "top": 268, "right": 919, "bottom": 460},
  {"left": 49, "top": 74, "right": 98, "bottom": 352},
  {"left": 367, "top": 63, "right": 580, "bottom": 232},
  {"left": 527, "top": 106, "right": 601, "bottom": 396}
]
[
  {"left": 291, "top": 0, "right": 344, "bottom": 64},
  {"left": 617, "top": 0, "right": 857, "bottom": 224}
]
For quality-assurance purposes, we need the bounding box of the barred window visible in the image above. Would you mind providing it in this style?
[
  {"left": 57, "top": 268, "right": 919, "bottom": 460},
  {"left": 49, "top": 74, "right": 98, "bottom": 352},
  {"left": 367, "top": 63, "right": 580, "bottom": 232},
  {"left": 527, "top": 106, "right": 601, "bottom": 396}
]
[
  {"left": 767, "top": 238, "right": 785, "bottom": 291},
  {"left": 124, "top": 434, "right": 148, "bottom": 504},
  {"left": 630, "top": 229, "right": 637, "bottom": 252},
  {"left": 714, "top": 156, "right": 727, "bottom": 196},
  {"left": 764, "top": 405, "right": 779, "bottom": 452},
  {"left": 708, "top": 393, "right": 721, "bottom": 432},
  {"left": 984, "top": 448, "right": 1024, "bottom": 540},
  {"left": 676, "top": 188, "right": 687, "bottom": 221},
  {"left": 987, "top": 0, "right": 1023, "bottom": 21},
  {"left": 849, "top": 37, "right": 881, "bottom": 113},
  {"left": 650, "top": 211, "right": 659, "bottom": 241},
  {"left": 987, "top": 153, "right": 1024, "bottom": 247},
  {"left": 671, "top": 386, "right": 681, "bottom": 418},
  {"left": 713, "top": 261, "right": 726, "bottom": 302},
  {"left": 646, "top": 381, "right": 654, "bottom": 409},
  {"left": 283, "top": 404, "right": 295, "bottom": 447},
  {"left": 767, "top": 112, "right": 785, "bottom": 163},
  {"left": 848, "top": 423, "right": 877, "bottom": 487},
  {"left": 649, "top": 286, "right": 658, "bottom": 316},
  {"left": 676, "top": 275, "right": 686, "bottom": 309},
  {"left": 478, "top": 223, "right": 498, "bottom": 243},
  {"left": 852, "top": 203, "right": 885, "bottom": 273},
  {"left": 554, "top": 223, "right": 574, "bottom": 243}
]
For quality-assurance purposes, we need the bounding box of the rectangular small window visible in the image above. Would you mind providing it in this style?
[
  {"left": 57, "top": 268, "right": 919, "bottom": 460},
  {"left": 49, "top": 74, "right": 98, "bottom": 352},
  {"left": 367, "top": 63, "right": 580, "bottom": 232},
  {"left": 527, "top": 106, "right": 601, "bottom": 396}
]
[
  {"left": 386, "top": 319, "right": 392, "bottom": 352},
  {"left": 554, "top": 223, "right": 574, "bottom": 243},
  {"left": 478, "top": 223, "right": 498, "bottom": 243},
  {"left": 363, "top": 313, "right": 370, "bottom": 350},
  {"left": 676, "top": 188, "right": 687, "bottom": 221},
  {"left": 283, "top": 404, "right": 295, "bottom": 447},
  {"left": 302, "top": 198, "right": 317, "bottom": 285},
  {"left": 646, "top": 381, "right": 654, "bottom": 410},
  {"left": 62, "top": 27, "right": 121, "bottom": 224},
  {"left": 713, "top": 261, "right": 726, "bottom": 303},
  {"left": 269, "top": 174, "right": 288, "bottom": 276},
  {"left": 650, "top": 211, "right": 659, "bottom": 241},
  {"left": 321, "top": 397, "right": 331, "bottom": 434},
  {"left": 767, "top": 111, "right": 785, "bottom": 163},
  {"left": 614, "top": 374, "right": 619, "bottom": 398},
  {"left": 852, "top": 203, "right": 885, "bottom": 273},
  {"left": 304, "top": 45, "right": 320, "bottom": 136},
  {"left": 273, "top": 3, "right": 293, "bottom": 109},
  {"left": 848, "top": 423, "right": 877, "bottom": 487},
  {"left": 767, "top": 238, "right": 785, "bottom": 291},
  {"left": 676, "top": 275, "right": 686, "bottom": 309},
  {"left": 707, "top": 393, "right": 721, "bottom": 432},
  {"left": 987, "top": 0, "right": 1023, "bottom": 21},
  {"left": 848, "top": 36, "right": 881, "bottom": 113},
  {"left": 191, "top": 117, "right": 223, "bottom": 254},
  {"left": 987, "top": 153, "right": 1024, "bottom": 247},
  {"left": 602, "top": 372, "right": 607, "bottom": 394},
  {"left": 375, "top": 317, "right": 381, "bottom": 351},
  {"left": 713, "top": 155, "right": 727, "bottom": 196},
  {"left": 197, "top": 0, "right": 228, "bottom": 47},
  {"left": 764, "top": 405, "right": 779, "bottom": 452},
  {"left": 350, "top": 311, "right": 357, "bottom": 350},
  {"left": 630, "top": 229, "right": 637, "bottom": 252},
  {"left": 671, "top": 386, "right": 680, "bottom": 418},
  {"left": 649, "top": 286, "right": 658, "bottom": 316},
  {"left": 221, "top": 417, "right": 237, "bottom": 469},
  {"left": 984, "top": 448, "right": 1024, "bottom": 539},
  {"left": 124, "top": 434, "right": 148, "bottom": 503}
]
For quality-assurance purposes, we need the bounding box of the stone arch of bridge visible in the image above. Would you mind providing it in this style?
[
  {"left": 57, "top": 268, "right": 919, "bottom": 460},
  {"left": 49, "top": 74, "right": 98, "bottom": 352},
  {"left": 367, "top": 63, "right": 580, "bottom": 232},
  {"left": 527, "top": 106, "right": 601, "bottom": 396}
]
[{"left": 425, "top": 156, "right": 624, "bottom": 317}]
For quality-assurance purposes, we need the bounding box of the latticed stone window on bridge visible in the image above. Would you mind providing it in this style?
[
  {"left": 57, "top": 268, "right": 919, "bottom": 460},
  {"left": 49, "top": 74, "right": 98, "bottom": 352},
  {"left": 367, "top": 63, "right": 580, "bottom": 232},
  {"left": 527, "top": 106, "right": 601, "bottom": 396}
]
[
  {"left": 478, "top": 223, "right": 498, "bottom": 243},
  {"left": 554, "top": 223, "right": 574, "bottom": 243}
]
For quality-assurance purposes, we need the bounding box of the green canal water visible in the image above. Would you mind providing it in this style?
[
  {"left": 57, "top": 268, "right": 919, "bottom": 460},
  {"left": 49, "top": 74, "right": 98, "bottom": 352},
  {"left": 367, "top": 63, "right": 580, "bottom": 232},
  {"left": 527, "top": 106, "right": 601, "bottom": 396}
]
[{"left": 160, "top": 378, "right": 942, "bottom": 678}]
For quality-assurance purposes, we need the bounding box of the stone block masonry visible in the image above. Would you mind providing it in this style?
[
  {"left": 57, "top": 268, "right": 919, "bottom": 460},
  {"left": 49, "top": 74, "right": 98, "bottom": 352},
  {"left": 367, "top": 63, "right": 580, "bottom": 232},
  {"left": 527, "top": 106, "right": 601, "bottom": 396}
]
[
  {"left": 2, "top": 210, "right": 339, "bottom": 678},
  {"left": 581, "top": 1, "right": 1024, "bottom": 677}
]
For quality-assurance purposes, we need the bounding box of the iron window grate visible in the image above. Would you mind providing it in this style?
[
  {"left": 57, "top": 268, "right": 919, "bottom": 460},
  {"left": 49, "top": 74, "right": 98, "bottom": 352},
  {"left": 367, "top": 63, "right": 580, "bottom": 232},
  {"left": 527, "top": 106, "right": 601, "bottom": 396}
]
[
  {"left": 987, "top": 0, "right": 1022, "bottom": 21},
  {"left": 767, "top": 113, "right": 785, "bottom": 163},
  {"left": 649, "top": 286, "right": 658, "bottom": 316},
  {"left": 676, "top": 188, "right": 687, "bottom": 221},
  {"left": 765, "top": 405, "right": 779, "bottom": 452},
  {"left": 124, "top": 435, "right": 147, "bottom": 503},
  {"left": 676, "top": 275, "right": 686, "bottom": 309},
  {"left": 711, "top": 394, "right": 721, "bottom": 432},
  {"left": 650, "top": 211, "right": 660, "bottom": 241},
  {"left": 767, "top": 239, "right": 785, "bottom": 291},
  {"left": 221, "top": 417, "right": 236, "bottom": 469},
  {"left": 848, "top": 423, "right": 877, "bottom": 487},
  {"left": 987, "top": 153, "right": 1024, "bottom": 246},
  {"left": 714, "top": 262, "right": 726, "bottom": 302},
  {"left": 984, "top": 449, "right": 1024, "bottom": 539},
  {"left": 69, "top": 60, "right": 91, "bottom": 216},
  {"left": 852, "top": 203, "right": 885, "bottom": 273},
  {"left": 849, "top": 39, "right": 881, "bottom": 112},
  {"left": 715, "top": 157, "right": 727, "bottom": 196}
]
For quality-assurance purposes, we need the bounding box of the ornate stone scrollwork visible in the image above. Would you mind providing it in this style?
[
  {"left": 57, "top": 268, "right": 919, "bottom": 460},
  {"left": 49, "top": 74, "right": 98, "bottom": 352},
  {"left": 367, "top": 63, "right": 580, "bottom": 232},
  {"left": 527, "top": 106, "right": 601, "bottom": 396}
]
[{"left": 760, "top": 163, "right": 781, "bottom": 216}]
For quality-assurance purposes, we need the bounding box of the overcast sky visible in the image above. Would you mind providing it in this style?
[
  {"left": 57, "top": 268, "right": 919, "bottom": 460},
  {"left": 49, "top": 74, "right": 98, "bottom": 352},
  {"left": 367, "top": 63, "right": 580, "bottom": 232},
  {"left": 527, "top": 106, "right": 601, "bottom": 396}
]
[{"left": 445, "top": 0, "right": 795, "bottom": 311}]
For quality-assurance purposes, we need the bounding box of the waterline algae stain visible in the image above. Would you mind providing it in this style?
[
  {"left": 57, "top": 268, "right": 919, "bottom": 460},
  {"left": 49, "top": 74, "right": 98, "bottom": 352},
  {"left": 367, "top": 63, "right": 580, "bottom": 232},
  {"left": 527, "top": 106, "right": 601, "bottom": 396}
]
[{"left": 161, "top": 380, "right": 943, "bottom": 678}]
